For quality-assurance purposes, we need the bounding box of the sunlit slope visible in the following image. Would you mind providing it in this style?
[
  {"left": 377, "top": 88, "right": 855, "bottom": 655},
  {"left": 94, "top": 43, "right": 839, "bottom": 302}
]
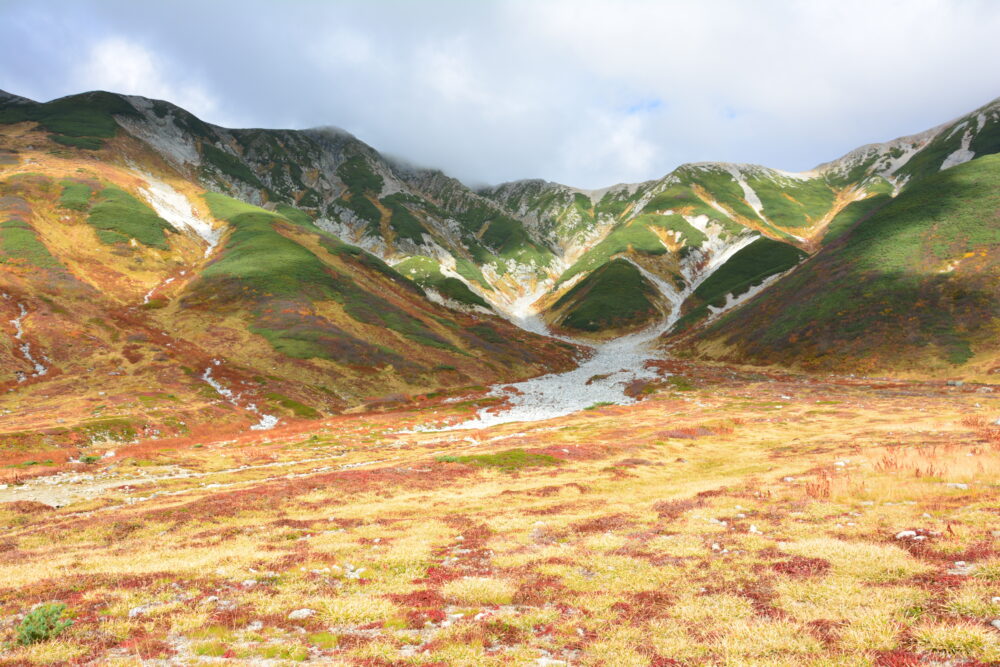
[
  {"left": 675, "top": 153, "right": 1000, "bottom": 376},
  {"left": 0, "top": 100, "right": 577, "bottom": 441}
]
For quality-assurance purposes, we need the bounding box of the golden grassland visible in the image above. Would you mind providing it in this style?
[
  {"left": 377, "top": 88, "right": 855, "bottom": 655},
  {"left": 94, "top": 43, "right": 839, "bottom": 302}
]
[{"left": 1, "top": 361, "right": 999, "bottom": 665}]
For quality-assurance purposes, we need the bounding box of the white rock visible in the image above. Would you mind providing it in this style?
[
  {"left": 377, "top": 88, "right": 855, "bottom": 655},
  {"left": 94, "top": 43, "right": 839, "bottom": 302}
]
[
  {"left": 895, "top": 530, "right": 917, "bottom": 540},
  {"left": 992, "top": 619, "right": 1000, "bottom": 630},
  {"left": 246, "top": 620, "right": 263, "bottom": 632},
  {"left": 128, "top": 605, "right": 151, "bottom": 618},
  {"left": 946, "top": 483, "right": 969, "bottom": 490},
  {"left": 748, "top": 525, "right": 762, "bottom": 535},
  {"left": 782, "top": 477, "right": 795, "bottom": 482},
  {"left": 288, "top": 608, "right": 315, "bottom": 620}
]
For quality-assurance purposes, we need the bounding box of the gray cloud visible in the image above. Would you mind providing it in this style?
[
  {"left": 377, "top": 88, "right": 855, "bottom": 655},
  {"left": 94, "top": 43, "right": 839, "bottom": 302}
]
[{"left": 3, "top": 0, "right": 1000, "bottom": 188}]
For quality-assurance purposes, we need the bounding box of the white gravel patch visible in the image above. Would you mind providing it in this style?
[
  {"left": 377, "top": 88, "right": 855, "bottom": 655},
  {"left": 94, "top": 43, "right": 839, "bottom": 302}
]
[
  {"left": 437, "top": 228, "right": 760, "bottom": 431},
  {"left": 141, "top": 176, "right": 222, "bottom": 255}
]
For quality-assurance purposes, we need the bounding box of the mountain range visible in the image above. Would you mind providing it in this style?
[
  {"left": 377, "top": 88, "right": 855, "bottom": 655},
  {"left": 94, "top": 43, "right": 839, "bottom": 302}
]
[{"left": 1, "top": 88, "right": 998, "bottom": 440}]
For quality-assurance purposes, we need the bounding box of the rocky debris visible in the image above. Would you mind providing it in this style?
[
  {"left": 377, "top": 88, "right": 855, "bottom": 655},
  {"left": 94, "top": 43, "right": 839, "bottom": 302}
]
[
  {"left": 128, "top": 604, "right": 155, "bottom": 618},
  {"left": 894, "top": 528, "right": 936, "bottom": 542},
  {"left": 946, "top": 482, "right": 970, "bottom": 490},
  {"left": 288, "top": 608, "right": 315, "bottom": 621},
  {"left": 947, "top": 560, "right": 976, "bottom": 576},
  {"left": 946, "top": 380, "right": 965, "bottom": 387}
]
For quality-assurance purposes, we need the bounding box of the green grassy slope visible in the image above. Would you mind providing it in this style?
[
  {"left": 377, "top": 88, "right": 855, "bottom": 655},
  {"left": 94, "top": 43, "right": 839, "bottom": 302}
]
[
  {"left": 393, "top": 256, "right": 490, "bottom": 309},
  {"left": 676, "top": 154, "right": 1000, "bottom": 374},
  {"left": 551, "top": 258, "right": 661, "bottom": 333},
  {"left": 673, "top": 238, "right": 807, "bottom": 332}
]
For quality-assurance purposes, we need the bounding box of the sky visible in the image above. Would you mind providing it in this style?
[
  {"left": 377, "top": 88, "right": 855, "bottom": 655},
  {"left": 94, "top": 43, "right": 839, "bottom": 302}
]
[{"left": 3, "top": 0, "right": 1000, "bottom": 189}]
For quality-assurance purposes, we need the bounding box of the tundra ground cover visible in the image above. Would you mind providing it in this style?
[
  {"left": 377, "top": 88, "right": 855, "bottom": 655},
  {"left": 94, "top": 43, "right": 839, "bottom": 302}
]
[{"left": 1, "top": 362, "right": 998, "bottom": 665}]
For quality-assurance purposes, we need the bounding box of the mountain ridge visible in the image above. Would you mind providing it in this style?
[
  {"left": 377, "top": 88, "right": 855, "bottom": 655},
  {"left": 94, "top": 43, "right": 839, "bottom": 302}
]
[{"left": 2, "top": 85, "right": 999, "bottom": 429}]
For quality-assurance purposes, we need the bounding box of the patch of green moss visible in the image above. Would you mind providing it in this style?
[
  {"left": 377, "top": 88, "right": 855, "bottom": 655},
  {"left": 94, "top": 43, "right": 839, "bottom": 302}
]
[
  {"left": 264, "top": 392, "right": 320, "bottom": 419},
  {"left": 436, "top": 448, "right": 561, "bottom": 471},
  {"left": 0, "top": 219, "right": 61, "bottom": 268},
  {"left": 87, "top": 186, "right": 175, "bottom": 249},
  {"left": 58, "top": 180, "right": 95, "bottom": 211},
  {"left": 394, "top": 256, "right": 489, "bottom": 308}
]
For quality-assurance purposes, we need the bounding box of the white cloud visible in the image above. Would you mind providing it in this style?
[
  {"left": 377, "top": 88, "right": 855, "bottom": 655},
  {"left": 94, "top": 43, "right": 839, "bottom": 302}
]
[
  {"left": 8, "top": 0, "right": 1000, "bottom": 188},
  {"left": 73, "top": 37, "right": 218, "bottom": 120}
]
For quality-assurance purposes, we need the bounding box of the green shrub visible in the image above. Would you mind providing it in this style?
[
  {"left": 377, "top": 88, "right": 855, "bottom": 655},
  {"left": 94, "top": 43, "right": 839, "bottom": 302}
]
[{"left": 17, "top": 603, "right": 72, "bottom": 645}]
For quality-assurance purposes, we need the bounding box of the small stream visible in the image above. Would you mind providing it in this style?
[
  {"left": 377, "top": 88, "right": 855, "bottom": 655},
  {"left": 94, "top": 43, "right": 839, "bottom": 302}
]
[
  {"left": 10, "top": 302, "right": 48, "bottom": 382},
  {"left": 438, "top": 231, "right": 761, "bottom": 431},
  {"left": 440, "top": 318, "right": 673, "bottom": 430},
  {"left": 202, "top": 362, "right": 279, "bottom": 431}
]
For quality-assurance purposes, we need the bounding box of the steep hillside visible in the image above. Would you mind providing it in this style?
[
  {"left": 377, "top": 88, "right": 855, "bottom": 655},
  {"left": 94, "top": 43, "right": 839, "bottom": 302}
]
[
  {"left": 0, "top": 91, "right": 578, "bottom": 445},
  {"left": 546, "top": 258, "right": 664, "bottom": 334},
  {"left": 3, "top": 85, "right": 1000, "bottom": 434},
  {"left": 674, "top": 98, "right": 1000, "bottom": 377}
]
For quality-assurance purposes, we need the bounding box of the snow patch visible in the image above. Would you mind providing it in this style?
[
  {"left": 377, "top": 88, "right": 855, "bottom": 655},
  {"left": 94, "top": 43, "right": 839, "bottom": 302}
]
[
  {"left": 724, "top": 166, "right": 767, "bottom": 222},
  {"left": 940, "top": 130, "right": 975, "bottom": 170},
  {"left": 706, "top": 271, "right": 788, "bottom": 322},
  {"left": 140, "top": 177, "right": 222, "bottom": 255},
  {"left": 143, "top": 277, "right": 174, "bottom": 305}
]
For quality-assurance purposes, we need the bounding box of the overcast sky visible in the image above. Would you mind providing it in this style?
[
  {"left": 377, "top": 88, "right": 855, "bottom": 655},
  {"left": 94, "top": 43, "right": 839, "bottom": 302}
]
[{"left": 3, "top": 0, "right": 1000, "bottom": 189}]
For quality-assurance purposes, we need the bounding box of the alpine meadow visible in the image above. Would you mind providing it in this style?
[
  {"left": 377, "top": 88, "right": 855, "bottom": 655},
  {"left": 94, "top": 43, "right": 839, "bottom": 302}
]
[{"left": 1, "top": 2, "right": 1000, "bottom": 664}]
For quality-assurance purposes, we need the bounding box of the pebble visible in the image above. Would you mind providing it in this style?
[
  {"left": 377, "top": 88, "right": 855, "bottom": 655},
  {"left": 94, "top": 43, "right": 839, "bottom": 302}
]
[
  {"left": 288, "top": 608, "right": 315, "bottom": 620},
  {"left": 992, "top": 619, "right": 1000, "bottom": 631},
  {"left": 128, "top": 605, "right": 152, "bottom": 618},
  {"left": 947, "top": 561, "right": 976, "bottom": 576},
  {"left": 946, "top": 483, "right": 969, "bottom": 490}
]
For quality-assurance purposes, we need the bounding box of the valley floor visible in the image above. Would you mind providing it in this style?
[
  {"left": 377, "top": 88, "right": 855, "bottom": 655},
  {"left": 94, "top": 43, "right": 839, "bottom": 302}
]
[{"left": 1, "top": 362, "right": 999, "bottom": 665}]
